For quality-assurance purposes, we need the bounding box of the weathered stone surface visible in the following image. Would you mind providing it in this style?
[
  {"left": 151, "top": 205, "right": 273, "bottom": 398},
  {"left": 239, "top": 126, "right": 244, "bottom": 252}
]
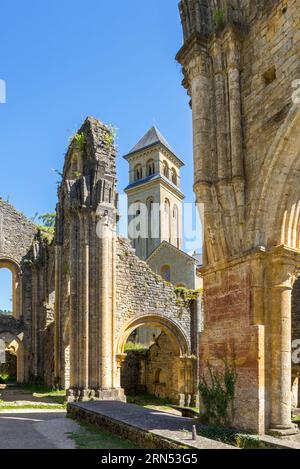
[
  {"left": 51, "top": 117, "right": 199, "bottom": 405},
  {"left": 0, "top": 199, "right": 54, "bottom": 385},
  {"left": 177, "top": 0, "right": 300, "bottom": 434}
]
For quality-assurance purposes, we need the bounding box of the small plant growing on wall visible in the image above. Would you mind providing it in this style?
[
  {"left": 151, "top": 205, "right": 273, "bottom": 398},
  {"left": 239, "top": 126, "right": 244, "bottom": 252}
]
[
  {"left": 71, "top": 132, "right": 86, "bottom": 151},
  {"left": 35, "top": 212, "right": 56, "bottom": 243},
  {"left": 199, "top": 356, "right": 237, "bottom": 427},
  {"left": 103, "top": 124, "right": 118, "bottom": 150},
  {"left": 213, "top": 8, "right": 225, "bottom": 29}
]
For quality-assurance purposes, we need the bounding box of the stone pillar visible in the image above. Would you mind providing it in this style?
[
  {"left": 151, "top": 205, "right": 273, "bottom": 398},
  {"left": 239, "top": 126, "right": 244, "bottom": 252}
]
[
  {"left": 68, "top": 212, "right": 79, "bottom": 400},
  {"left": 79, "top": 212, "right": 90, "bottom": 400},
  {"left": 115, "top": 354, "right": 127, "bottom": 389},
  {"left": 267, "top": 253, "right": 299, "bottom": 434},
  {"left": 210, "top": 40, "right": 228, "bottom": 181},
  {"left": 31, "top": 266, "right": 38, "bottom": 377},
  {"left": 225, "top": 30, "right": 243, "bottom": 181},
  {"left": 188, "top": 50, "right": 211, "bottom": 183},
  {"left": 99, "top": 213, "right": 112, "bottom": 391},
  {"left": 54, "top": 245, "right": 62, "bottom": 386},
  {"left": 96, "top": 207, "right": 125, "bottom": 401}
]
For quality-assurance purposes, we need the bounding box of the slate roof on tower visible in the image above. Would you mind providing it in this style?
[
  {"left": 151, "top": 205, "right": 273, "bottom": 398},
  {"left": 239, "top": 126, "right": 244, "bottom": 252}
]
[{"left": 123, "top": 126, "right": 184, "bottom": 167}]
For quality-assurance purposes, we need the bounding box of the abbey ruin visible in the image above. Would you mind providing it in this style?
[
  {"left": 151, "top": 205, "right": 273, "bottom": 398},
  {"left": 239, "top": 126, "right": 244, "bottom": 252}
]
[
  {"left": 177, "top": 0, "right": 300, "bottom": 434},
  {"left": 0, "top": 117, "right": 200, "bottom": 408},
  {"left": 0, "top": 0, "right": 300, "bottom": 438}
]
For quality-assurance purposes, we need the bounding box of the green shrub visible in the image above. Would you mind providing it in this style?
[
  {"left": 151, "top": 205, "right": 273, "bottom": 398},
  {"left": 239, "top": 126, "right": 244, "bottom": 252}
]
[
  {"left": 236, "top": 434, "right": 260, "bottom": 449},
  {"left": 124, "top": 342, "right": 149, "bottom": 356},
  {"left": 199, "top": 359, "right": 237, "bottom": 427}
]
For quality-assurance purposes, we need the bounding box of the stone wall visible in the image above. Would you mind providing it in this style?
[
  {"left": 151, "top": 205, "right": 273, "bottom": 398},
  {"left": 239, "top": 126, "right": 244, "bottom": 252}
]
[
  {"left": 121, "top": 350, "right": 146, "bottom": 396},
  {"left": 145, "top": 332, "right": 179, "bottom": 403},
  {"left": 116, "top": 236, "right": 195, "bottom": 352},
  {"left": 0, "top": 352, "right": 17, "bottom": 380},
  {"left": 201, "top": 257, "right": 265, "bottom": 432},
  {"left": 121, "top": 332, "right": 188, "bottom": 404},
  {"left": 177, "top": 0, "right": 300, "bottom": 433},
  {"left": 0, "top": 199, "right": 54, "bottom": 385},
  {"left": 0, "top": 199, "right": 37, "bottom": 262}
]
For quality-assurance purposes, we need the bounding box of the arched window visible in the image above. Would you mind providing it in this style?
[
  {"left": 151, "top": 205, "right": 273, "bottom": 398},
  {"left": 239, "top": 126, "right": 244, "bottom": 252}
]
[
  {"left": 134, "top": 164, "right": 143, "bottom": 181},
  {"left": 147, "top": 159, "right": 155, "bottom": 177},
  {"left": 0, "top": 268, "right": 13, "bottom": 315},
  {"left": 171, "top": 168, "right": 178, "bottom": 186},
  {"left": 173, "top": 204, "right": 180, "bottom": 248},
  {"left": 164, "top": 198, "right": 171, "bottom": 243},
  {"left": 163, "top": 161, "right": 169, "bottom": 179},
  {"left": 147, "top": 198, "right": 154, "bottom": 240},
  {"left": 161, "top": 265, "right": 171, "bottom": 282}
]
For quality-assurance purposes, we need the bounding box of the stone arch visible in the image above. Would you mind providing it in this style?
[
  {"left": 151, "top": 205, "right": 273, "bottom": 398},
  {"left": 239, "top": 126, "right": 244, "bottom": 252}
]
[
  {"left": 251, "top": 105, "right": 300, "bottom": 250},
  {"left": 134, "top": 164, "right": 143, "bottom": 181},
  {"left": 160, "top": 265, "right": 171, "bottom": 282},
  {"left": 164, "top": 198, "right": 171, "bottom": 243},
  {"left": 116, "top": 315, "right": 195, "bottom": 405},
  {"left": 146, "top": 159, "right": 155, "bottom": 177},
  {"left": 163, "top": 161, "right": 169, "bottom": 179},
  {"left": 116, "top": 314, "right": 191, "bottom": 357},
  {"left": 171, "top": 168, "right": 178, "bottom": 186},
  {"left": 0, "top": 258, "right": 21, "bottom": 319}
]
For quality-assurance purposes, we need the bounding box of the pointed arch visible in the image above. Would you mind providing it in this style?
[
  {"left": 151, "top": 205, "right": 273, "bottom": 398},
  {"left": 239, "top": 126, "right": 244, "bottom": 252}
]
[{"left": 249, "top": 105, "right": 300, "bottom": 250}]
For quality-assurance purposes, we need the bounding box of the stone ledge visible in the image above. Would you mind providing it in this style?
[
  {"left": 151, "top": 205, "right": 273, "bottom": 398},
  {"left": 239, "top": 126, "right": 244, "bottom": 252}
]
[
  {"left": 258, "top": 434, "right": 300, "bottom": 450},
  {"left": 67, "top": 401, "right": 235, "bottom": 450}
]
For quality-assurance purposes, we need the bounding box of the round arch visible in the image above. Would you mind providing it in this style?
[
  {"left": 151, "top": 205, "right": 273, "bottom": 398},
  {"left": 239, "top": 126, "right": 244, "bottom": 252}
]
[
  {"left": 116, "top": 314, "right": 191, "bottom": 357},
  {"left": 0, "top": 258, "right": 21, "bottom": 319}
]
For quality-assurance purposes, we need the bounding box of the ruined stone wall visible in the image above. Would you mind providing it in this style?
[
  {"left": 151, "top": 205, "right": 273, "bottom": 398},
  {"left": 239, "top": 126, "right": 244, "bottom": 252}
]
[
  {"left": 145, "top": 332, "right": 179, "bottom": 403},
  {"left": 201, "top": 256, "right": 265, "bottom": 432},
  {"left": 121, "top": 351, "right": 146, "bottom": 396},
  {"left": 0, "top": 199, "right": 54, "bottom": 384},
  {"left": 121, "top": 333, "right": 186, "bottom": 404},
  {"left": 177, "top": 0, "right": 300, "bottom": 433},
  {"left": 0, "top": 199, "right": 37, "bottom": 262},
  {"left": 241, "top": 1, "right": 300, "bottom": 203},
  {"left": 116, "top": 236, "right": 195, "bottom": 353}
]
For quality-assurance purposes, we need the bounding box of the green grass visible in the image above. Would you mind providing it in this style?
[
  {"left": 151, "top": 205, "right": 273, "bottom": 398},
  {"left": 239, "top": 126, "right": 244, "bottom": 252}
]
[
  {"left": 0, "top": 384, "right": 67, "bottom": 409},
  {"left": 68, "top": 422, "right": 139, "bottom": 449},
  {"left": 127, "top": 394, "right": 199, "bottom": 415},
  {"left": 293, "top": 414, "right": 300, "bottom": 422},
  {"left": 22, "top": 384, "right": 66, "bottom": 405},
  {"left": 124, "top": 342, "right": 149, "bottom": 354},
  {"left": 0, "top": 403, "right": 65, "bottom": 411},
  {"left": 127, "top": 393, "right": 173, "bottom": 410},
  {"left": 190, "top": 425, "right": 261, "bottom": 449}
]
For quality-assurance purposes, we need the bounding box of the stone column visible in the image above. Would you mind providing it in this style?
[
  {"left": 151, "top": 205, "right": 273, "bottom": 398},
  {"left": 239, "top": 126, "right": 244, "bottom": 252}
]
[
  {"left": 80, "top": 213, "right": 90, "bottom": 399},
  {"left": 31, "top": 266, "right": 38, "bottom": 377},
  {"left": 68, "top": 212, "right": 79, "bottom": 400},
  {"left": 226, "top": 31, "right": 243, "bottom": 181},
  {"left": 191, "top": 57, "right": 211, "bottom": 185},
  {"left": 54, "top": 245, "right": 62, "bottom": 386},
  {"left": 268, "top": 253, "right": 299, "bottom": 434},
  {"left": 211, "top": 39, "right": 228, "bottom": 181}
]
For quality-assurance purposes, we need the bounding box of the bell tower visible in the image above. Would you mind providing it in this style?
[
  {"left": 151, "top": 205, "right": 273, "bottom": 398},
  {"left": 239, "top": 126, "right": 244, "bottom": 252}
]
[{"left": 124, "top": 127, "right": 185, "bottom": 260}]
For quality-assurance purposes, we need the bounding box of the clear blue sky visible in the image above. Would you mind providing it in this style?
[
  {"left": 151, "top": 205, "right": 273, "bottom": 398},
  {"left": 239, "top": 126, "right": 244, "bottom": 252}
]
[{"left": 0, "top": 0, "right": 200, "bottom": 309}]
